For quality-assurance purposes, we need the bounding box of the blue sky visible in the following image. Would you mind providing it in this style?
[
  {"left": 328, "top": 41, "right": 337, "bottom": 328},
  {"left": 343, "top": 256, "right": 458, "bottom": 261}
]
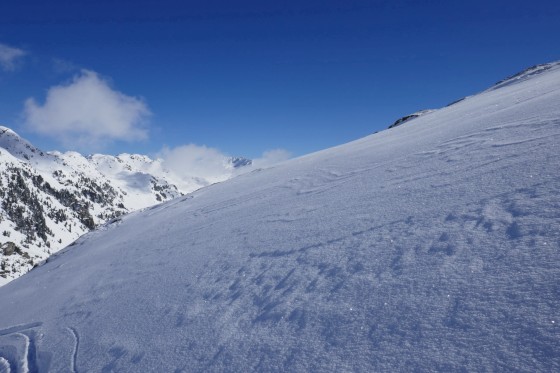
[{"left": 1, "top": 0, "right": 559, "bottom": 159}]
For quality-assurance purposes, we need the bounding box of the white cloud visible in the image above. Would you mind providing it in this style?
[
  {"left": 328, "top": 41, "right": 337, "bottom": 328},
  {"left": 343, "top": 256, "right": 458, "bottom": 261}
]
[
  {"left": 23, "top": 70, "right": 150, "bottom": 150},
  {"left": 251, "top": 149, "right": 291, "bottom": 169},
  {"left": 158, "top": 144, "right": 232, "bottom": 184},
  {"left": 158, "top": 144, "right": 292, "bottom": 186},
  {"left": 0, "top": 43, "right": 26, "bottom": 71}
]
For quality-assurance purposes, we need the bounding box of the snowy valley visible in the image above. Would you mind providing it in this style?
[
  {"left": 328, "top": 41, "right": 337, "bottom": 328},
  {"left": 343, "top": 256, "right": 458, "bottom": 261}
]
[{"left": 0, "top": 62, "right": 559, "bottom": 371}]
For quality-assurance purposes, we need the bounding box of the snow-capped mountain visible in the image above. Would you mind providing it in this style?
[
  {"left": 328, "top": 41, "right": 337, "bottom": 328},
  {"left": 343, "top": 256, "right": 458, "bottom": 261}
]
[
  {"left": 0, "top": 61, "right": 559, "bottom": 372},
  {"left": 0, "top": 129, "right": 251, "bottom": 285}
]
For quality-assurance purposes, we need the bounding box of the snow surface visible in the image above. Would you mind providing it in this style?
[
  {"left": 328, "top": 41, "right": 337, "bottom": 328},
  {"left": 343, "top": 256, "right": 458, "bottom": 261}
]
[{"left": 1, "top": 63, "right": 559, "bottom": 371}]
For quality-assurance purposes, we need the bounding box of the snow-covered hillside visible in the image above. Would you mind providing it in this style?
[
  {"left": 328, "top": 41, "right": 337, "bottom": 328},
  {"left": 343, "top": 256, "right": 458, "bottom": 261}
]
[
  {"left": 0, "top": 131, "right": 250, "bottom": 285},
  {"left": 1, "top": 62, "right": 559, "bottom": 372}
]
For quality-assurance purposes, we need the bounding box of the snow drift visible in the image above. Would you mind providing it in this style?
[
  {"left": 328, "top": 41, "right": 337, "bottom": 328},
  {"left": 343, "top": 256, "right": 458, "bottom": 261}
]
[{"left": 0, "top": 62, "right": 559, "bottom": 372}]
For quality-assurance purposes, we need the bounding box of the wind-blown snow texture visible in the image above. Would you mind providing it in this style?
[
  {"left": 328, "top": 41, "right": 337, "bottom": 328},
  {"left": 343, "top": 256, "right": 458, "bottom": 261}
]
[{"left": 1, "top": 62, "right": 559, "bottom": 372}]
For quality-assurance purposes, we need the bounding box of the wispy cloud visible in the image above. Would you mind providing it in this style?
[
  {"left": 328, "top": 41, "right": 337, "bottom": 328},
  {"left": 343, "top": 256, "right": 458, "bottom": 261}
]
[
  {"left": 158, "top": 145, "right": 292, "bottom": 184},
  {"left": 51, "top": 57, "right": 80, "bottom": 74},
  {"left": 251, "top": 149, "right": 291, "bottom": 169},
  {"left": 158, "top": 144, "right": 233, "bottom": 184},
  {"left": 23, "top": 70, "right": 150, "bottom": 150},
  {"left": 0, "top": 43, "right": 26, "bottom": 71}
]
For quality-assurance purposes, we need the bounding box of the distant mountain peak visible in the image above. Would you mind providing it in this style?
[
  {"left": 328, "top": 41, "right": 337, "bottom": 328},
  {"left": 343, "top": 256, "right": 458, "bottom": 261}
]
[
  {"left": 0, "top": 126, "right": 44, "bottom": 161},
  {"left": 229, "top": 156, "right": 253, "bottom": 168}
]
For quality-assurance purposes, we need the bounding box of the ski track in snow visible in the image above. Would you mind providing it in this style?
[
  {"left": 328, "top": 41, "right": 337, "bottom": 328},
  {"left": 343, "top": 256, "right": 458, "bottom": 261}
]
[{"left": 67, "top": 327, "right": 79, "bottom": 373}]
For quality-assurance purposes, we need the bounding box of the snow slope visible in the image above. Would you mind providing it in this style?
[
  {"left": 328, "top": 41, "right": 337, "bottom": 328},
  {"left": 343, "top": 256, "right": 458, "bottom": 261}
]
[{"left": 0, "top": 63, "right": 559, "bottom": 371}]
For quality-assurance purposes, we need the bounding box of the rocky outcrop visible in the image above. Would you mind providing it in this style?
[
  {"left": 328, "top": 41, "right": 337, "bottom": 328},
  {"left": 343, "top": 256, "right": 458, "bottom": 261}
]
[
  {"left": 1, "top": 242, "right": 17, "bottom": 256},
  {"left": 388, "top": 109, "right": 436, "bottom": 129}
]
